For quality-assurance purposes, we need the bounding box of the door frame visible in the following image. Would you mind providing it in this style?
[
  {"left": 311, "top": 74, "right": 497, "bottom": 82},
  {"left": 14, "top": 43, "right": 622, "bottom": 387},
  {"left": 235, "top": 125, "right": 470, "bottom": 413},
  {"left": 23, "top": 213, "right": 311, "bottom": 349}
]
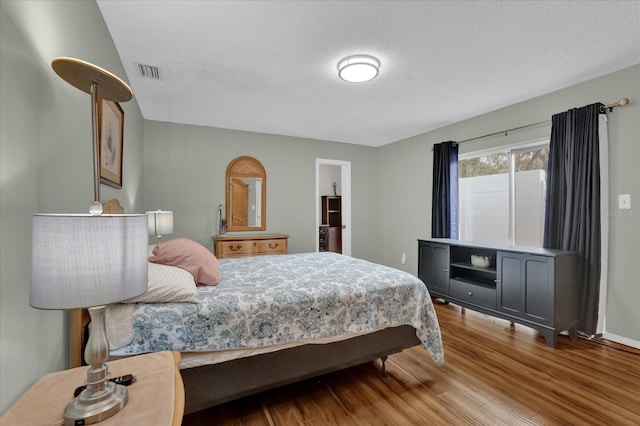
[{"left": 315, "top": 159, "right": 351, "bottom": 256}]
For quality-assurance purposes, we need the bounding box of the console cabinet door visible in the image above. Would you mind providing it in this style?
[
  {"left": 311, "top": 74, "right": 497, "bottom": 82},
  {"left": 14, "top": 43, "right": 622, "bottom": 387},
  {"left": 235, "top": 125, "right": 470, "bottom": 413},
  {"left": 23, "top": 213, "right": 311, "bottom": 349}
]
[
  {"left": 418, "top": 242, "right": 450, "bottom": 295},
  {"left": 523, "top": 255, "right": 553, "bottom": 325},
  {"left": 497, "top": 252, "right": 525, "bottom": 316},
  {"left": 498, "top": 252, "right": 553, "bottom": 325}
]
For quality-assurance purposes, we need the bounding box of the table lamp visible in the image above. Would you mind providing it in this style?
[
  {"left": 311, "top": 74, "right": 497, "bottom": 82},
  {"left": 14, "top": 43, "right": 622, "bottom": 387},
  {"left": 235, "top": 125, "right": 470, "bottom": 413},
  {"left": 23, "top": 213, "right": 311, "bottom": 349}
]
[
  {"left": 146, "top": 210, "right": 174, "bottom": 244},
  {"left": 31, "top": 214, "right": 148, "bottom": 425}
]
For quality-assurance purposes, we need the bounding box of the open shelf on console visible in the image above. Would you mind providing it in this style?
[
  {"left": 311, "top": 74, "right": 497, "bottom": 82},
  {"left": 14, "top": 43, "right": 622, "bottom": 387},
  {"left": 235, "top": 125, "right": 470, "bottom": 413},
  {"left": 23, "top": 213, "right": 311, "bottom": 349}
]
[
  {"left": 451, "top": 262, "right": 496, "bottom": 273},
  {"left": 450, "top": 275, "right": 496, "bottom": 288},
  {"left": 449, "top": 245, "right": 497, "bottom": 287}
]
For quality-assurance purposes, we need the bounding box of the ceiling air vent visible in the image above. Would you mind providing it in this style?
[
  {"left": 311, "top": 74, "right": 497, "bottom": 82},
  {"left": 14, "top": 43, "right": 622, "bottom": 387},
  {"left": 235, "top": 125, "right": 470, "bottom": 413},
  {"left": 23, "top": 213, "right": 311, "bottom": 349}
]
[{"left": 136, "top": 63, "right": 161, "bottom": 80}]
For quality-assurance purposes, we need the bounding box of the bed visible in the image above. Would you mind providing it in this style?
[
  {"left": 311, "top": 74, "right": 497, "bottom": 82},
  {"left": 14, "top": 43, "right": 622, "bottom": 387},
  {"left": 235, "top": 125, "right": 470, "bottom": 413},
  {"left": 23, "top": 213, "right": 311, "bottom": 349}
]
[{"left": 70, "top": 203, "right": 443, "bottom": 414}]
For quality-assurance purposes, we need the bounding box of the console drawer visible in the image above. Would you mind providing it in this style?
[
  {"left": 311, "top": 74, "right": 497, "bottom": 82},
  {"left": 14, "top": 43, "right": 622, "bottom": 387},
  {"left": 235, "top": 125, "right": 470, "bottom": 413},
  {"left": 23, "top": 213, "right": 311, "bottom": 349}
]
[{"left": 450, "top": 278, "right": 497, "bottom": 309}]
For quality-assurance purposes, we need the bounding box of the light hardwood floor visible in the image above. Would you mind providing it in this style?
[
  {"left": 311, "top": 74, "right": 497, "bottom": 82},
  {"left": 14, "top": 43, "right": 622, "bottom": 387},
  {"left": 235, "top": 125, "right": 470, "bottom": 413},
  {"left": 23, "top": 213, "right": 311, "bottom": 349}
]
[{"left": 183, "top": 301, "right": 640, "bottom": 425}]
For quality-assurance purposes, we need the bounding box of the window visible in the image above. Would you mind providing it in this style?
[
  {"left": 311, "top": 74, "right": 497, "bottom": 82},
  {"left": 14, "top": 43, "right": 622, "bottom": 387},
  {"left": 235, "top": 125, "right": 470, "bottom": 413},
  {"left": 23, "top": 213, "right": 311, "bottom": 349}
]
[{"left": 458, "top": 143, "right": 549, "bottom": 247}]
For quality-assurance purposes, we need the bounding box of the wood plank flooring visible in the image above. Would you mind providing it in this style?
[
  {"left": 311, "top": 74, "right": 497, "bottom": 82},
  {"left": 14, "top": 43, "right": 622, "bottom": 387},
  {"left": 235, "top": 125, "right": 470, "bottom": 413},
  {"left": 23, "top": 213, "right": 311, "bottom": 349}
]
[{"left": 182, "top": 301, "right": 640, "bottom": 425}]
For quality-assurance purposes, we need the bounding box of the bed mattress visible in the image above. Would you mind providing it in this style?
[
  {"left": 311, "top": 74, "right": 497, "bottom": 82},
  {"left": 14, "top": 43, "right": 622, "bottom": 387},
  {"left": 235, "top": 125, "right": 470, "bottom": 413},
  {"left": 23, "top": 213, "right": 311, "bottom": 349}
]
[{"left": 110, "top": 252, "right": 444, "bottom": 365}]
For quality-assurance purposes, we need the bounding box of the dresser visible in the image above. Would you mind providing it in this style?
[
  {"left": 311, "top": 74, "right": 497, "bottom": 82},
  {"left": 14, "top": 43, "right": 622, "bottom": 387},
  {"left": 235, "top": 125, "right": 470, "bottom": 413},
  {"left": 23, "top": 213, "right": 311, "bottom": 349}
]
[
  {"left": 213, "top": 233, "right": 289, "bottom": 258},
  {"left": 418, "top": 238, "right": 579, "bottom": 348}
]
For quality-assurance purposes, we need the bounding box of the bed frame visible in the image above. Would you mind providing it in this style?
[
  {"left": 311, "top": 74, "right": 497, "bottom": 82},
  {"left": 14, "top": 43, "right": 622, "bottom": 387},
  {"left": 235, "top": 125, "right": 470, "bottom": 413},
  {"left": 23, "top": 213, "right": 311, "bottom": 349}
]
[
  {"left": 70, "top": 199, "right": 421, "bottom": 413},
  {"left": 72, "top": 313, "right": 419, "bottom": 413},
  {"left": 180, "top": 325, "right": 419, "bottom": 413}
]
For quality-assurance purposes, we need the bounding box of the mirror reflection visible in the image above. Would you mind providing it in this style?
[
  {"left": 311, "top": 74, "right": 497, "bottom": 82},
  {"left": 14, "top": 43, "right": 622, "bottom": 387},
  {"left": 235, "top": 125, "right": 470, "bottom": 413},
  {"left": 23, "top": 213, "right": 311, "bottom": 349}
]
[
  {"left": 225, "top": 156, "right": 266, "bottom": 232},
  {"left": 230, "top": 177, "right": 262, "bottom": 227}
]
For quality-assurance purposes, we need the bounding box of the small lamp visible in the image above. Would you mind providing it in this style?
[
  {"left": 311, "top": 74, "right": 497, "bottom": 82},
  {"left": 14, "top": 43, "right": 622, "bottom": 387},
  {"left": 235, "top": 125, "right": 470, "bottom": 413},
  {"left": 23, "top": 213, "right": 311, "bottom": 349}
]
[
  {"left": 31, "top": 214, "right": 148, "bottom": 425},
  {"left": 146, "top": 210, "right": 174, "bottom": 244}
]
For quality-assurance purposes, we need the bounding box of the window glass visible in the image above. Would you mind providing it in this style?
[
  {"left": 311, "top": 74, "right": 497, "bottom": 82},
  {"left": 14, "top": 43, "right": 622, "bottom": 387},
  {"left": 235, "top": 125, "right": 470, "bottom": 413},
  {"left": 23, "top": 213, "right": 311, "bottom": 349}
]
[
  {"left": 513, "top": 147, "right": 549, "bottom": 246},
  {"left": 459, "top": 144, "right": 548, "bottom": 247}
]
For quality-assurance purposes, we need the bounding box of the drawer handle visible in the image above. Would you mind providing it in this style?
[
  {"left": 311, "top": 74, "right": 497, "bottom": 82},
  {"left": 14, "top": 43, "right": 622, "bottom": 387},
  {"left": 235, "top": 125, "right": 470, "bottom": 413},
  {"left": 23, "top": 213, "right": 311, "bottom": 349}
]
[
  {"left": 467, "top": 291, "right": 473, "bottom": 297},
  {"left": 494, "top": 279, "right": 500, "bottom": 283},
  {"left": 443, "top": 268, "right": 449, "bottom": 272},
  {"left": 268, "top": 242, "right": 280, "bottom": 249},
  {"left": 229, "top": 244, "right": 242, "bottom": 251}
]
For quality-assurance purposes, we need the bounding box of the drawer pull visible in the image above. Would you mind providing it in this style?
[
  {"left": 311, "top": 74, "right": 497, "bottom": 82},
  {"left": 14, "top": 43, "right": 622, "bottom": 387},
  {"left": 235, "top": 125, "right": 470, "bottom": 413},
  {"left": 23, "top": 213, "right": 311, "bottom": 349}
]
[
  {"left": 268, "top": 242, "right": 280, "bottom": 249},
  {"left": 443, "top": 268, "right": 449, "bottom": 272},
  {"left": 494, "top": 279, "right": 500, "bottom": 283},
  {"left": 229, "top": 244, "right": 242, "bottom": 251},
  {"left": 468, "top": 291, "right": 473, "bottom": 297}
]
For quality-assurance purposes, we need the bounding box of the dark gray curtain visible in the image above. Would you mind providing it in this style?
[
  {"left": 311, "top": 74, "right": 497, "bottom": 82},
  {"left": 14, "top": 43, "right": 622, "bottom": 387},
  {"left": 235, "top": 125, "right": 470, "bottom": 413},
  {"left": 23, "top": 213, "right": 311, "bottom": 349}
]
[
  {"left": 543, "top": 103, "right": 602, "bottom": 335},
  {"left": 432, "top": 141, "right": 459, "bottom": 238}
]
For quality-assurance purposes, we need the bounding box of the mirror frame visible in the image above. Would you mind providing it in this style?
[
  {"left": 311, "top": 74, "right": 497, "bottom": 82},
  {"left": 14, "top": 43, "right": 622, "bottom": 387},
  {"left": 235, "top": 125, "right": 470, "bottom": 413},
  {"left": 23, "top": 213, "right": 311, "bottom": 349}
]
[{"left": 225, "top": 156, "right": 266, "bottom": 232}]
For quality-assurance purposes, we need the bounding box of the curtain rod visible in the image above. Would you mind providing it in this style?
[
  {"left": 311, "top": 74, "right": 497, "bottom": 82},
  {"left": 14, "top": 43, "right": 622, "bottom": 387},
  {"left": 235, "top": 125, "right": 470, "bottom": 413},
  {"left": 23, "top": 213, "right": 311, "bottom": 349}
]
[
  {"left": 600, "top": 97, "right": 629, "bottom": 112},
  {"left": 431, "top": 98, "right": 630, "bottom": 150},
  {"left": 456, "top": 119, "right": 550, "bottom": 145}
]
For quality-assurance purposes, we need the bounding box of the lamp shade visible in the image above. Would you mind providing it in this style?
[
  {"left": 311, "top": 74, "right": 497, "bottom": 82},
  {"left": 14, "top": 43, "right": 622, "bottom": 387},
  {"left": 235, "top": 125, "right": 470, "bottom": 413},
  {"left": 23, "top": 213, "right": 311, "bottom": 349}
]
[
  {"left": 146, "top": 210, "right": 174, "bottom": 236},
  {"left": 30, "top": 214, "right": 148, "bottom": 310}
]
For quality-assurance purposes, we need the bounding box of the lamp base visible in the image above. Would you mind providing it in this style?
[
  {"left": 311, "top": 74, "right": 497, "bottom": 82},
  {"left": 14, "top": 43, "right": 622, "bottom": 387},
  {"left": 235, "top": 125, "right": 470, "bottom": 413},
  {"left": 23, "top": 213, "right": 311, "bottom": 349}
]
[{"left": 64, "top": 382, "right": 127, "bottom": 425}]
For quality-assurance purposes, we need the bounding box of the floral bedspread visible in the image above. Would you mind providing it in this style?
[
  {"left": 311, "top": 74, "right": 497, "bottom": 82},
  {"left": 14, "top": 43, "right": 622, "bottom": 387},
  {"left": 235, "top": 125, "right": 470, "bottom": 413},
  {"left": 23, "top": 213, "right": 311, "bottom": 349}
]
[{"left": 110, "top": 252, "right": 444, "bottom": 365}]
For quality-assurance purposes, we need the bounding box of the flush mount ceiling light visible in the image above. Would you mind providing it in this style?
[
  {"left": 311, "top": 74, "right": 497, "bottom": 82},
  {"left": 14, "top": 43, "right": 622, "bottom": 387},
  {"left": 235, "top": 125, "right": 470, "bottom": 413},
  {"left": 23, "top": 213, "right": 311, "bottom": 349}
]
[{"left": 338, "top": 55, "right": 380, "bottom": 83}]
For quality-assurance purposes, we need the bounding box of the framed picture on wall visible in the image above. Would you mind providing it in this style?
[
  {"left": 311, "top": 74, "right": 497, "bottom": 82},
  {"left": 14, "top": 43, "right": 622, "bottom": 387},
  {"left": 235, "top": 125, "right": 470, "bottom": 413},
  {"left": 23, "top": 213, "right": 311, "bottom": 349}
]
[{"left": 98, "top": 98, "right": 124, "bottom": 188}]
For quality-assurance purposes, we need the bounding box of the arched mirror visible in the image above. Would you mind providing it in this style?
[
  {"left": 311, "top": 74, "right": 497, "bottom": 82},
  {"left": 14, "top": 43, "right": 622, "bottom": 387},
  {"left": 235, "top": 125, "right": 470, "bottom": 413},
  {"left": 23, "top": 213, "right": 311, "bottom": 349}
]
[{"left": 225, "top": 156, "right": 266, "bottom": 232}]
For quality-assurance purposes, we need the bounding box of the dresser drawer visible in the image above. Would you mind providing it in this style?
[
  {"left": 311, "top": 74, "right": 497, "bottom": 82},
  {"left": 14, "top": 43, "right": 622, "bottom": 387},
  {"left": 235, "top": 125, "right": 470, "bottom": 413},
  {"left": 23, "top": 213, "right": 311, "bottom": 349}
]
[
  {"left": 213, "top": 234, "right": 288, "bottom": 259},
  {"left": 219, "top": 240, "right": 253, "bottom": 256},
  {"left": 450, "top": 278, "right": 497, "bottom": 309},
  {"left": 255, "top": 239, "right": 286, "bottom": 254}
]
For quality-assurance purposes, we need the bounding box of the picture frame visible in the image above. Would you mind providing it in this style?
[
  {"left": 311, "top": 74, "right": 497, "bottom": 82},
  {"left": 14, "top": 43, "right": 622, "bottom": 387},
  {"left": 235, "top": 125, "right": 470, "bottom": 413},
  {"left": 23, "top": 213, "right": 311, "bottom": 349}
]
[{"left": 98, "top": 98, "right": 124, "bottom": 188}]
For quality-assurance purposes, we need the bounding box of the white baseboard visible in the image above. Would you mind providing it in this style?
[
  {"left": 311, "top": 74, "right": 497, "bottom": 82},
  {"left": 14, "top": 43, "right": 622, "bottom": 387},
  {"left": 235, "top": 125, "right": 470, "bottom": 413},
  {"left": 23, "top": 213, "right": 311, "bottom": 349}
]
[{"left": 603, "top": 332, "right": 640, "bottom": 350}]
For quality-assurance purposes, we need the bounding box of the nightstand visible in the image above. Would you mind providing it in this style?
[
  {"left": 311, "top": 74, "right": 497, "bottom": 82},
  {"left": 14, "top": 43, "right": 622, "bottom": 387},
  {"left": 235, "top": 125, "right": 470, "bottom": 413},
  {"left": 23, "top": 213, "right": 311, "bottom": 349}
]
[{"left": 0, "top": 351, "right": 184, "bottom": 426}]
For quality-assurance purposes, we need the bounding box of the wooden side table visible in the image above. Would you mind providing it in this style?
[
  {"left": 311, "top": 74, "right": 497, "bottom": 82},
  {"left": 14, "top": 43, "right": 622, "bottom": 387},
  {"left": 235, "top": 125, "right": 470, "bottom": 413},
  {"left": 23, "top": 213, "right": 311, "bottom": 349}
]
[{"left": 1, "top": 351, "right": 184, "bottom": 426}]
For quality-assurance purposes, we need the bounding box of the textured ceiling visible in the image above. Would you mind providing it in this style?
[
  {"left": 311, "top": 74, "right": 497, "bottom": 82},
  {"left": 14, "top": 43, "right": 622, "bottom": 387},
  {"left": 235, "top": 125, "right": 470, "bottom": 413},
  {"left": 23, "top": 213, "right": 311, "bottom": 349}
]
[{"left": 96, "top": 1, "right": 640, "bottom": 147}]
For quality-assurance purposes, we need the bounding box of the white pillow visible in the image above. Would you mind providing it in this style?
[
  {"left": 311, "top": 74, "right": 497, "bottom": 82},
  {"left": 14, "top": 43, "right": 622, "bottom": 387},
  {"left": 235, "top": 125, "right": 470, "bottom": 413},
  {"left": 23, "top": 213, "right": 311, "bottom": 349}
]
[{"left": 123, "top": 262, "right": 198, "bottom": 303}]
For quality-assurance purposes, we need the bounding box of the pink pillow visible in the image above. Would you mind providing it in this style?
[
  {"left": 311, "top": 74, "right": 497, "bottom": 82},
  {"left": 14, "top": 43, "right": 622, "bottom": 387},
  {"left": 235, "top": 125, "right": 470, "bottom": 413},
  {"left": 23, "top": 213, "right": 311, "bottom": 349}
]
[{"left": 149, "top": 238, "right": 221, "bottom": 286}]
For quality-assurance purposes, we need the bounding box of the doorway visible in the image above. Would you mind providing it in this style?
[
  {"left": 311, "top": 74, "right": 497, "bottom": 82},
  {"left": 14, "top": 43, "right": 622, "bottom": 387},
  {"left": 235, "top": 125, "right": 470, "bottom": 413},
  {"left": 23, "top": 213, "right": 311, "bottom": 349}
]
[{"left": 315, "top": 159, "right": 351, "bottom": 256}]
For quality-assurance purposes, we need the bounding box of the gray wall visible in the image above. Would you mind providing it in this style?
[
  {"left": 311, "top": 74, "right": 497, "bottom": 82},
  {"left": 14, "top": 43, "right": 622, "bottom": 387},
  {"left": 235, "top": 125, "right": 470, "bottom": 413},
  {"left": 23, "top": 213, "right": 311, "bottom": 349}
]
[
  {"left": 142, "top": 121, "right": 378, "bottom": 258},
  {"left": 0, "top": 1, "right": 144, "bottom": 413},
  {"left": 377, "top": 64, "right": 640, "bottom": 343},
  {"left": 1, "top": 0, "right": 638, "bottom": 415}
]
